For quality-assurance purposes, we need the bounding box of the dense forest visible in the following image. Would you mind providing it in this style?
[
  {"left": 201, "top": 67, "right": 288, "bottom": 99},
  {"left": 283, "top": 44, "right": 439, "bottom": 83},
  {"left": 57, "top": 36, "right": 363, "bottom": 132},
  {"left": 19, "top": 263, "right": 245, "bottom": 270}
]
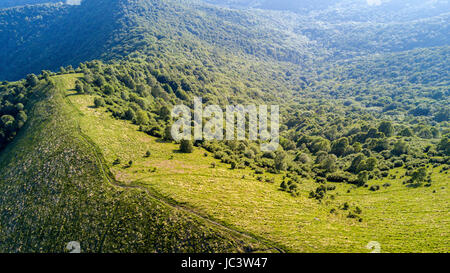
[{"left": 0, "top": 0, "right": 61, "bottom": 9}]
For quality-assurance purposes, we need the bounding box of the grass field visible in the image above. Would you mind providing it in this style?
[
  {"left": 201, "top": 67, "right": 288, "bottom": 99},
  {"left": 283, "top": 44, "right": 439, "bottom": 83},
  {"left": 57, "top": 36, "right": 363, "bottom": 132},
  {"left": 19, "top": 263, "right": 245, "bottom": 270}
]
[
  {"left": 67, "top": 75, "right": 449, "bottom": 253},
  {"left": 0, "top": 74, "right": 269, "bottom": 253}
]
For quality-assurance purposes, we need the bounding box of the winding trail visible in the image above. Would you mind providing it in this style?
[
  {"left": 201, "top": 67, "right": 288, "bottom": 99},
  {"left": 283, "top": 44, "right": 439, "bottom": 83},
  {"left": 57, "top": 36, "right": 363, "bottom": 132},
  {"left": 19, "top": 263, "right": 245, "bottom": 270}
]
[
  {"left": 60, "top": 77, "right": 286, "bottom": 253},
  {"left": 78, "top": 123, "right": 285, "bottom": 253}
]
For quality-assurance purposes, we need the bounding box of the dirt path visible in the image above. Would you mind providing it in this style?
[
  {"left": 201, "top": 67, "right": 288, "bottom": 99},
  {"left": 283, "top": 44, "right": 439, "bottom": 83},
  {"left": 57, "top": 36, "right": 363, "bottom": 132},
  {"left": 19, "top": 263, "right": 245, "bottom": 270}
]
[
  {"left": 59, "top": 78, "right": 285, "bottom": 253},
  {"left": 79, "top": 123, "right": 285, "bottom": 253}
]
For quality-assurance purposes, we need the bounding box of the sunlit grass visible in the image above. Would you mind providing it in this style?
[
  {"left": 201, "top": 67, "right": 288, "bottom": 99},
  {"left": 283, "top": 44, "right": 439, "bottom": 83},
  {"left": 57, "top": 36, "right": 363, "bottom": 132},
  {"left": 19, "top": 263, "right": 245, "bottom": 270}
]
[{"left": 70, "top": 84, "right": 449, "bottom": 253}]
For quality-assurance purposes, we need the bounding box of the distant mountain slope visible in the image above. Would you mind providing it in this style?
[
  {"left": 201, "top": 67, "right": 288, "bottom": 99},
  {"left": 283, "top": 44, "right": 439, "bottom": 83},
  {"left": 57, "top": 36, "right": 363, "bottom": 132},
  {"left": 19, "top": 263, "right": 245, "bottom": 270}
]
[
  {"left": 0, "top": 0, "right": 317, "bottom": 80},
  {"left": 0, "top": 0, "right": 61, "bottom": 9},
  {"left": 1, "top": 0, "right": 449, "bottom": 81},
  {"left": 0, "top": 0, "right": 127, "bottom": 81},
  {"left": 204, "top": 0, "right": 450, "bottom": 22}
]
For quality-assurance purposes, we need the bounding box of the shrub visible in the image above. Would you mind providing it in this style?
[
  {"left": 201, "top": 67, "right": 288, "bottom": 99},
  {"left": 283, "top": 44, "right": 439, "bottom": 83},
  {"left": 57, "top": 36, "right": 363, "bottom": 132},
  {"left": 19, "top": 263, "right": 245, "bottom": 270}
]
[
  {"left": 94, "top": 97, "right": 105, "bottom": 108},
  {"left": 355, "top": 171, "right": 369, "bottom": 187},
  {"left": 180, "top": 139, "right": 194, "bottom": 153},
  {"left": 326, "top": 172, "right": 352, "bottom": 183}
]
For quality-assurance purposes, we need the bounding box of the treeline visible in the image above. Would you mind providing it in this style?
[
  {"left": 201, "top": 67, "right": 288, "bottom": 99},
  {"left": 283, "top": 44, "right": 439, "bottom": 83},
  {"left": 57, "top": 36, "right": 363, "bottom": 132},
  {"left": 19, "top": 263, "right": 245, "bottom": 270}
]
[{"left": 0, "top": 75, "right": 39, "bottom": 150}]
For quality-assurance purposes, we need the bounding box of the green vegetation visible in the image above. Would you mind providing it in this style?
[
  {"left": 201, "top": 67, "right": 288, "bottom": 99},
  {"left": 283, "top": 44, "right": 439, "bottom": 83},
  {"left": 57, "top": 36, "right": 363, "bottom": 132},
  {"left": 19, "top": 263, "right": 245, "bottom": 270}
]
[
  {"left": 0, "top": 75, "right": 269, "bottom": 253},
  {"left": 0, "top": 0, "right": 448, "bottom": 253},
  {"left": 67, "top": 83, "right": 449, "bottom": 252}
]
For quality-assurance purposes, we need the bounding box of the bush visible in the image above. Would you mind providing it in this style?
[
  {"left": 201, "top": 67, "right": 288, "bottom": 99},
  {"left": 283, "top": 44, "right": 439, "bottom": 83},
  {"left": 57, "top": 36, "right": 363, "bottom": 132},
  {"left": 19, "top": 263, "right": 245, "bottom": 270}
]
[
  {"left": 309, "top": 185, "right": 327, "bottom": 200},
  {"left": 94, "top": 97, "right": 105, "bottom": 108},
  {"left": 254, "top": 168, "right": 264, "bottom": 175},
  {"left": 179, "top": 139, "right": 194, "bottom": 153},
  {"left": 326, "top": 172, "right": 352, "bottom": 183}
]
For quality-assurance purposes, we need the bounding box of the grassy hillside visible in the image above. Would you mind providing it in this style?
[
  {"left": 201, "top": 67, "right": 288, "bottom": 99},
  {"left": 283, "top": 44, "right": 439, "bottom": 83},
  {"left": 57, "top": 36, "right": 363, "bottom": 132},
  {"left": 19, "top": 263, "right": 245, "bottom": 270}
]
[
  {"left": 0, "top": 74, "right": 271, "bottom": 253},
  {"left": 68, "top": 75, "right": 449, "bottom": 253}
]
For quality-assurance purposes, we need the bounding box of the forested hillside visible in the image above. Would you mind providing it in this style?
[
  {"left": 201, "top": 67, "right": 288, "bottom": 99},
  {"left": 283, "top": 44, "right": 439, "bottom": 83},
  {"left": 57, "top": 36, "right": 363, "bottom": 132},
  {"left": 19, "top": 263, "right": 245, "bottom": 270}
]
[
  {"left": 0, "top": 0, "right": 449, "bottom": 252},
  {"left": 2, "top": 0, "right": 449, "bottom": 81},
  {"left": 0, "top": 0, "right": 61, "bottom": 9}
]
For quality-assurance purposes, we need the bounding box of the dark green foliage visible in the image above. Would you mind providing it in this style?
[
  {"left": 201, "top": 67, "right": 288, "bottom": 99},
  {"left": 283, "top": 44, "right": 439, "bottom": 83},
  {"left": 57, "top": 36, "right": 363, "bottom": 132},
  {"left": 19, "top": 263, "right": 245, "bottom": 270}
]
[
  {"left": 408, "top": 167, "right": 428, "bottom": 185},
  {"left": 180, "top": 139, "right": 194, "bottom": 153},
  {"left": 274, "top": 151, "right": 287, "bottom": 172},
  {"left": 378, "top": 121, "right": 394, "bottom": 138},
  {"left": 75, "top": 81, "right": 84, "bottom": 94},
  {"left": 392, "top": 140, "right": 408, "bottom": 156},
  {"left": 135, "top": 110, "right": 149, "bottom": 125},
  {"left": 355, "top": 171, "right": 369, "bottom": 187},
  {"left": 437, "top": 135, "right": 450, "bottom": 156},
  {"left": 331, "top": 137, "right": 350, "bottom": 157},
  {"left": 0, "top": 82, "right": 33, "bottom": 151},
  {"left": 309, "top": 185, "right": 327, "bottom": 200},
  {"left": 93, "top": 97, "right": 105, "bottom": 108},
  {"left": 0, "top": 1, "right": 446, "bottom": 184},
  {"left": 26, "top": 74, "right": 39, "bottom": 87}
]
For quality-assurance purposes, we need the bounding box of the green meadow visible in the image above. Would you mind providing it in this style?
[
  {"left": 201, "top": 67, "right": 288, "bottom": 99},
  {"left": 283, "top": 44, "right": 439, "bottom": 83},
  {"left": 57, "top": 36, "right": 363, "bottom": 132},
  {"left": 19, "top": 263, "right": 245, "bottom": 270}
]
[{"left": 64, "top": 74, "right": 449, "bottom": 253}]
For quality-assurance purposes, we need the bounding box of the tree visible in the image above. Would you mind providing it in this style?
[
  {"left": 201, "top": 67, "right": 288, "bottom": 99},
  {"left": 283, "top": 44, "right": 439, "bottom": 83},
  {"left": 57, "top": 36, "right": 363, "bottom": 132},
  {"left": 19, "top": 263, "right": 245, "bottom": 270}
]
[
  {"left": 399, "top": 127, "right": 413, "bottom": 137},
  {"left": 321, "top": 154, "right": 338, "bottom": 173},
  {"left": 75, "top": 81, "right": 84, "bottom": 94},
  {"left": 180, "top": 139, "right": 194, "bottom": 153},
  {"left": 94, "top": 97, "right": 105, "bottom": 108},
  {"left": 356, "top": 171, "right": 369, "bottom": 187},
  {"left": 365, "top": 157, "right": 377, "bottom": 172},
  {"left": 370, "top": 138, "right": 389, "bottom": 152},
  {"left": 309, "top": 137, "right": 331, "bottom": 154},
  {"left": 331, "top": 137, "right": 349, "bottom": 157},
  {"left": 348, "top": 154, "right": 365, "bottom": 174},
  {"left": 1, "top": 115, "right": 16, "bottom": 133},
  {"left": 135, "top": 110, "right": 149, "bottom": 125},
  {"left": 410, "top": 167, "right": 428, "bottom": 184},
  {"left": 26, "top": 74, "right": 39, "bottom": 87},
  {"left": 437, "top": 135, "right": 450, "bottom": 156},
  {"left": 103, "top": 84, "right": 114, "bottom": 95},
  {"left": 163, "top": 125, "right": 173, "bottom": 141},
  {"left": 159, "top": 106, "right": 171, "bottom": 121},
  {"left": 151, "top": 85, "right": 166, "bottom": 98},
  {"left": 93, "top": 74, "right": 106, "bottom": 87},
  {"left": 274, "top": 151, "right": 287, "bottom": 172},
  {"left": 125, "top": 108, "right": 136, "bottom": 121},
  {"left": 378, "top": 121, "right": 394, "bottom": 137},
  {"left": 392, "top": 140, "right": 408, "bottom": 156},
  {"left": 294, "top": 153, "right": 311, "bottom": 164}
]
